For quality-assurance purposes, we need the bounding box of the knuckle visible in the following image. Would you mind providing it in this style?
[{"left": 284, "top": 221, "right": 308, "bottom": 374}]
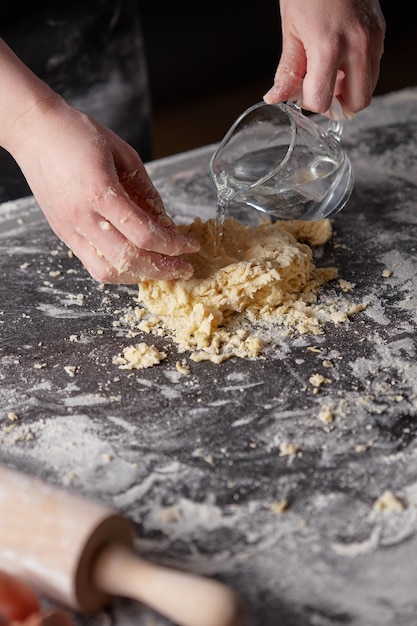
[{"left": 89, "top": 265, "right": 118, "bottom": 284}]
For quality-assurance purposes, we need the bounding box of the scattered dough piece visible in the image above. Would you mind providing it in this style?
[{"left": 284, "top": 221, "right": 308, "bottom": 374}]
[
  {"left": 176, "top": 360, "right": 191, "bottom": 375},
  {"left": 270, "top": 499, "right": 289, "bottom": 514},
  {"left": 100, "top": 220, "right": 112, "bottom": 231},
  {"left": 309, "top": 373, "right": 331, "bottom": 388},
  {"left": 155, "top": 506, "right": 182, "bottom": 524},
  {"left": 279, "top": 441, "right": 300, "bottom": 457},
  {"left": 339, "top": 279, "right": 355, "bottom": 292},
  {"left": 373, "top": 490, "right": 405, "bottom": 512},
  {"left": 318, "top": 406, "right": 334, "bottom": 424},
  {"left": 113, "top": 343, "right": 166, "bottom": 370}
]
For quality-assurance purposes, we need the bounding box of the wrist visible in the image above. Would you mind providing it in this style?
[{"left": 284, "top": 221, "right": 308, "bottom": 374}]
[{"left": 0, "top": 38, "right": 63, "bottom": 155}]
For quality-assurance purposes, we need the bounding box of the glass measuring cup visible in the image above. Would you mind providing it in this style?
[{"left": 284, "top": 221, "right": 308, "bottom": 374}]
[{"left": 209, "top": 99, "right": 354, "bottom": 222}]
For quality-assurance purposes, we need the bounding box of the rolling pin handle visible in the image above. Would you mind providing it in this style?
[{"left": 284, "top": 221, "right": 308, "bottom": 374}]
[{"left": 93, "top": 543, "right": 247, "bottom": 626}]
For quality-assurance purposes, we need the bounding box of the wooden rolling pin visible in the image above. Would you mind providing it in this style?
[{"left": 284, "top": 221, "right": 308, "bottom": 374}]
[{"left": 0, "top": 465, "right": 245, "bottom": 626}]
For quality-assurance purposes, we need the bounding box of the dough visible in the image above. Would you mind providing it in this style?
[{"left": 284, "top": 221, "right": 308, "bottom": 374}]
[
  {"left": 113, "top": 343, "right": 166, "bottom": 369},
  {"left": 132, "top": 216, "right": 338, "bottom": 363},
  {"left": 373, "top": 490, "right": 405, "bottom": 512}
]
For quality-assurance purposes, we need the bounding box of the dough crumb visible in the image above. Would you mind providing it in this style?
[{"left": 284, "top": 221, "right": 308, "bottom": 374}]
[
  {"left": 338, "top": 279, "right": 355, "bottom": 292},
  {"left": 270, "top": 499, "right": 289, "bottom": 514},
  {"left": 309, "top": 373, "right": 331, "bottom": 388},
  {"left": 279, "top": 441, "right": 300, "bottom": 457},
  {"left": 317, "top": 406, "right": 334, "bottom": 424},
  {"left": 373, "top": 490, "right": 405, "bottom": 512},
  {"left": 307, "top": 346, "right": 321, "bottom": 353},
  {"left": 176, "top": 360, "right": 191, "bottom": 375},
  {"left": 155, "top": 506, "right": 182, "bottom": 524},
  {"left": 7, "top": 412, "right": 20, "bottom": 422},
  {"left": 64, "top": 365, "right": 78, "bottom": 377},
  {"left": 113, "top": 343, "right": 166, "bottom": 370}
]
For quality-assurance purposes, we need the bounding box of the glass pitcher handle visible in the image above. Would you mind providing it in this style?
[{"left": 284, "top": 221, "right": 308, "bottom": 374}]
[
  {"left": 327, "top": 97, "right": 346, "bottom": 141},
  {"left": 286, "top": 96, "right": 346, "bottom": 142}
]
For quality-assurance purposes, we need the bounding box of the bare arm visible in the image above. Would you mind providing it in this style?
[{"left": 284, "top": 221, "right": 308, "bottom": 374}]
[
  {"left": 0, "top": 38, "right": 200, "bottom": 283},
  {"left": 264, "top": 0, "right": 386, "bottom": 116}
]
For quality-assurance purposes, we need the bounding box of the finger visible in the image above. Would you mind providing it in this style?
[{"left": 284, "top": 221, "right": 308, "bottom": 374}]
[
  {"left": 298, "top": 38, "right": 340, "bottom": 113},
  {"left": 87, "top": 179, "right": 200, "bottom": 258},
  {"left": 330, "top": 28, "right": 384, "bottom": 114},
  {"left": 104, "top": 196, "right": 200, "bottom": 257},
  {"left": 366, "top": 4, "right": 386, "bottom": 93},
  {"left": 71, "top": 217, "right": 195, "bottom": 283},
  {"left": 110, "top": 143, "right": 178, "bottom": 231},
  {"left": 98, "top": 135, "right": 196, "bottom": 238},
  {"left": 263, "top": 38, "right": 306, "bottom": 104},
  {"left": 91, "top": 159, "right": 201, "bottom": 257},
  {"left": 119, "top": 169, "right": 176, "bottom": 232},
  {"left": 83, "top": 243, "right": 194, "bottom": 284},
  {"left": 369, "top": 31, "right": 385, "bottom": 92},
  {"left": 337, "top": 56, "right": 373, "bottom": 114}
]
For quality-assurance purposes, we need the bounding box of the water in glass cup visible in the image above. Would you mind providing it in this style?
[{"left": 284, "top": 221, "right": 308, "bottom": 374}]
[{"left": 210, "top": 101, "right": 354, "bottom": 246}]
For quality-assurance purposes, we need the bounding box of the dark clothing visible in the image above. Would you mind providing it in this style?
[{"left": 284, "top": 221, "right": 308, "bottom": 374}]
[{"left": 0, "top": 0, "right": 152, "bottom": 201}]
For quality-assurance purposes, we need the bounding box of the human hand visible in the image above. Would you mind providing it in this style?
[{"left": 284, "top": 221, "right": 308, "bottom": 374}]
[
  {"left": 264, "top": 0, "right": 386, "bottom": 117},
  {"left": 8, "top": 97, "right": 200, "bottom": 284}
]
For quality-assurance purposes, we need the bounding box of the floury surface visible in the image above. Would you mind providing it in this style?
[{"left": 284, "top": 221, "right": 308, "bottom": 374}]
[{"left": 1, "top": 88, "right": 417, "bottom": 625}]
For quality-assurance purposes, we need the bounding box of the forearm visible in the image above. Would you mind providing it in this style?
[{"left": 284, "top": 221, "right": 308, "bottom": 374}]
[{"left": 0, "top": 38, "right": 61, "bottom": 154}]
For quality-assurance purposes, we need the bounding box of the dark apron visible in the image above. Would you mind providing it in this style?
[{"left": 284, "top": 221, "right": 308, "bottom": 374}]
[{"left": 0, "top": 0, "right": 152, "bottom": 201}]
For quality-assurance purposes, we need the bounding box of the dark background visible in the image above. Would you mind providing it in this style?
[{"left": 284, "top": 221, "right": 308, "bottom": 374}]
[
  {"left": 0, "top": 1, "right": 416, "bottom": 169},
  {"left": 138, "top": 0, "right": 417, "bottom": 158}
]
